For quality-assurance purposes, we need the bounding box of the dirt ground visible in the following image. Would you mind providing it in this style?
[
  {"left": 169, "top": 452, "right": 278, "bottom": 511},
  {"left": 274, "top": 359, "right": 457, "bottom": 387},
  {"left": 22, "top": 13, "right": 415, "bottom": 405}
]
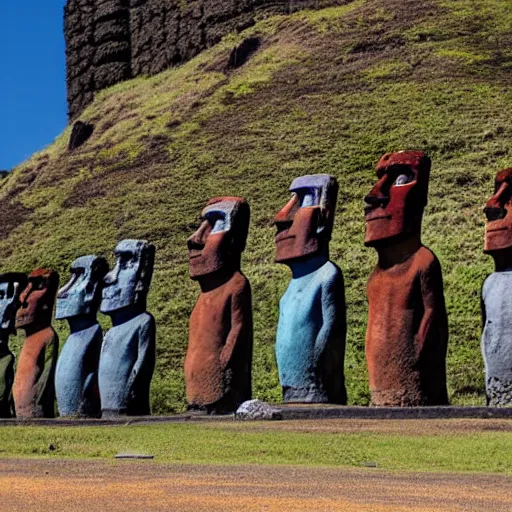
[
  {"left": 215, "top": 418, "right": 512, "bottom": 435},
  {"left": 1, "top": 458, "right": 511, "bottom": 512}
]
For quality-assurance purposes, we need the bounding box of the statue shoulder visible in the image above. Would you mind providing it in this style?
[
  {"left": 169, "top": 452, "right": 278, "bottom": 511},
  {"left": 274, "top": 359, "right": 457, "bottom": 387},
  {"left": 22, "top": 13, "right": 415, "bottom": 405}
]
[
  {"left": 321, "top": 260, "right": 343, "bottom": 283},
  {"left": 482, "top": 272, "right": 508, "bottom": 299},
  {"left": 231, "top": 271, "right": 252, "bottom": 295},
  {"left": 139, "top": 311, "right": 155, "bottom": 327},
  {"left": 416, "top": 245, "right": 442, "bottom": 274}
]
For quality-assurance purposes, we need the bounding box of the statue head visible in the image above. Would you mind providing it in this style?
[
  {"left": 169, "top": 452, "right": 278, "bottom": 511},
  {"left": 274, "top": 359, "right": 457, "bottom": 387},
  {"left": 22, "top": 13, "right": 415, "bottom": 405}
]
[
  {"left": 0, "top": 273, "right": 28, "bottom": 336},
  {"left": 484, "top": 168, "right": 512, "bottom": 254},
  {"left": 187, "top": 197, "right": 250, "bottom": 279},
  {"left": 274, "top": 174, "right": 338, "bottom": 263},
  {"left": 364, "top": 150, "right": 430, "bottom": 247},
  {"left": 15, "top": 269, "right": 59, "bottom": 330},
  {"left": 56, "top": 255, "right": 109, "bottom": 320},
  {"left": 100, "top": 240, "right": 155, "bottom": 314}
]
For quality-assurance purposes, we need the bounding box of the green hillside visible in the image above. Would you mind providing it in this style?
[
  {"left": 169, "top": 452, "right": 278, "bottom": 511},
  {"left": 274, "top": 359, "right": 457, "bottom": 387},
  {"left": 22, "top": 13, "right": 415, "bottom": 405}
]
[{"left": 3, "top": 0, "right": 512, "bottom": 412}]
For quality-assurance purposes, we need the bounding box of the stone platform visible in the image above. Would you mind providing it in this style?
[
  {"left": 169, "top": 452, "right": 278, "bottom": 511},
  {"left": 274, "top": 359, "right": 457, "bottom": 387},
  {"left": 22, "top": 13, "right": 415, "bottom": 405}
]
[{"left": 1, "top": 404, "right": 512, "bottom": 426}]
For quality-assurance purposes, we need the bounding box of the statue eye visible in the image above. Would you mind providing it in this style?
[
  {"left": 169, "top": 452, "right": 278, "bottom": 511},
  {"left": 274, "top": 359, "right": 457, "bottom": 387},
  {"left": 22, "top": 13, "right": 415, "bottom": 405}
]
[
  {"left": 206, "top": 213, "right": 227, "bottom": 233},
  {"left": 298, "top": 188, "right": 319, "bottom": 207},
  {"left": 394, "top": 173, "right": 412, "bottom": 186}
]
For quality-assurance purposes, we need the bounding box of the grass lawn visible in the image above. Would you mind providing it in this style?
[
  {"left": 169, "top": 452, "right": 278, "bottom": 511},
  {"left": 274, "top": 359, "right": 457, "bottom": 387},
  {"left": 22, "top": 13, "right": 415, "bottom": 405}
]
[{"left": 0, "top": 421, "right": 511, "bottom": 474}]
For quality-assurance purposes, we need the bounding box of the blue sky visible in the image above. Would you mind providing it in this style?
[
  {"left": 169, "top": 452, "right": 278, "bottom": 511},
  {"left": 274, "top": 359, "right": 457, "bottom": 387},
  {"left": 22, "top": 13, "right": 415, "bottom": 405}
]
[{"left": 0, "top": 1, "right": 67, "bottom": 170}]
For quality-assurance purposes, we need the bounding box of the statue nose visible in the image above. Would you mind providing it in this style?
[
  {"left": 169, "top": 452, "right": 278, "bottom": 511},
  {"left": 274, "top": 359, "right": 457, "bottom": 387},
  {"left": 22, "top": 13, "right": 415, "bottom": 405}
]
[
  {"left": 187, "top": 221, "right": 208, "bottom": 250},
  {"left": 104, "top": 268, "right": 119, "bottom": 285},
  {"left": 484, "top": 206, "right": 506, "bottom": 222},
  {"left": 364, "top": 194, "right": 388, "bottom": 212},
  {"left": 187, "top": 236, "right": 204, "bottom": 250}
]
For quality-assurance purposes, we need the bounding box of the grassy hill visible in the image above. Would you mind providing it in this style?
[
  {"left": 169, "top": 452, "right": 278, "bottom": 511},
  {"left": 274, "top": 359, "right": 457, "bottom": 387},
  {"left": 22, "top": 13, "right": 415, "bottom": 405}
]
[{"left": 3, "top": 0, "right": 512, "bottom": 413}]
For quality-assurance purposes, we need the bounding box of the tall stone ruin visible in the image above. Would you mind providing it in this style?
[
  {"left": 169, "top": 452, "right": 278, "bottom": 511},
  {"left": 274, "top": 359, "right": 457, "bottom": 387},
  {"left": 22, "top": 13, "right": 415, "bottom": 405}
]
[{"left": 64, "top": 0, "right": 346, "bottom": 118}]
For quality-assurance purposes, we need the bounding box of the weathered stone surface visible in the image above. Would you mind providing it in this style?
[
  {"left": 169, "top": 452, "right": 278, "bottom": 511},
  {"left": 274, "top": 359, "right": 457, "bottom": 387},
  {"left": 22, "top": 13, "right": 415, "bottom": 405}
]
[
  {"left": 235, "top": 399, "right": 282, "bottom": 420},
  {"left": 0, "top": 273, "right": 27, "bottom": 418},
  {"left": 64, "top": 0, "right": 348, "bottom": 118},
  {"left": 364, "top": 151, "right": 449, "bottom": 407},
  {"left": 98, "top": 240, "right": 156, "bottom": 417},
  {"left": 274, "top": 175, "right": 346, "bottom": 404},
  {"left": 481, "top": 168, "right": 512, "bottom": 407},
  {"left": 55, "top": 255, "right": 109, "bottom": 417},
  {"left": 185, "top": 197, "right": 253, "bottom": 414},
  {"left": 13, "top": 269, "right": 60, "bottom": 418}
]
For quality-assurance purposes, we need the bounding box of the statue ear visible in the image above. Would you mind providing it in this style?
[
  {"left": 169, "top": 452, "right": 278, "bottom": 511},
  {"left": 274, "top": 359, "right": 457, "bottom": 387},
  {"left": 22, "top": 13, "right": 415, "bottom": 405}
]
[
  {"left": 316, "top": 206, "right": 334, "bottom": 239},
  {"left": 135, "top": 266, "right": 148, "bottom": 293},
  {"left": 314, "top": 207, "right": 326, "bottom": 235},
  {"left": 84, "top": 280, "right": 97, "bottom": 303}
]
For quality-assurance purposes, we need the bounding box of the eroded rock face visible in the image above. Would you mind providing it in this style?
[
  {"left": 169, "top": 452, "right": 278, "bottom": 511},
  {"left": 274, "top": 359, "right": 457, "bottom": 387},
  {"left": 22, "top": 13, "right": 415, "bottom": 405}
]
[
  {"left": 64, "top": 0, "right": 345, "bottom": 118},
  {"left": 65, "top": 0, "right": 131, "bottom": 119}
]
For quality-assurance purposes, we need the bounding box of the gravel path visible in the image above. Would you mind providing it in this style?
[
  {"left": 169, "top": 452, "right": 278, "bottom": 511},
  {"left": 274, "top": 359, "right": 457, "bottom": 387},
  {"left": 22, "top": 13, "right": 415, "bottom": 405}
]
[{"left": 1, "top": 458, "right": 511, "bottom": 511}]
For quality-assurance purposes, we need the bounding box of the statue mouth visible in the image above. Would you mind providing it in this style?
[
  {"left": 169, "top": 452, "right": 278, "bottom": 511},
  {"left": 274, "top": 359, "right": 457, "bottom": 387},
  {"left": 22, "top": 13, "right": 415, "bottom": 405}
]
[
  {"left": 102, "top": 289, "right": 121, "bottom": 300},
  {"left": 486, "top": 226, "right": 509, "bottom": 233},
  {"left": 188, "top": 251, "right": 202, "bottom": 260},
  {"left": 365, "top": 214, "right": 392, "bottom": 222},
  {"left": 275, "top": 232, "right": 295, "bottom": 243}
]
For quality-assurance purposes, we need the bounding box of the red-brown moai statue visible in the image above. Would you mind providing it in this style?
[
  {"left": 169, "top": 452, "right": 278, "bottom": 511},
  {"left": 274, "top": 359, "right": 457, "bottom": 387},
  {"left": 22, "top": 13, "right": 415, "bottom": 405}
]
[
  {"left": 364, "top": 151, "right": 449, "bottom": 406},
  {"left": 185, "top": 197, "right": 253, "bottom": 414},
  {"left": 13, "top": 269, "right": 60, "bottom": 418}
]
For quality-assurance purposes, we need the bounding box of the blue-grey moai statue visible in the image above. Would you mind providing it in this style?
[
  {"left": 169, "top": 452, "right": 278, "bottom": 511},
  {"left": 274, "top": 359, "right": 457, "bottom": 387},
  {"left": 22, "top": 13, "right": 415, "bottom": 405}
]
[
  {"left": 55, "top": 256, "right": 109, "bottom": 417},
  {"left": 274, "top": 175, "right": 347, "bottom": 404},
  {"left": 482, "top": 168, "right": 512, "bottom": 406},
  {"left": 98, "top": 240, "right": 156, "bottom": 417},
  {"left": 0, "top": 273, "right": 28, "bottom": 418}
]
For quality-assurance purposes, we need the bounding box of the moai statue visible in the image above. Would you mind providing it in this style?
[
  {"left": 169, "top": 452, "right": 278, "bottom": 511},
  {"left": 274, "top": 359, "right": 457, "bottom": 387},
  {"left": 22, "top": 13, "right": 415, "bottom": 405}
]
[
  {"left": 98, "top": 240, "right": 156, "bottom": 417},
  {"left": 55, "top": 256, "right": 109, "bottom": 417},
  {"left": 0, "top": 273, "right": 28, "bottom": 418},
  {"left": 13, "top": 269, "right": 60, "bottom": 418},
  {"left": 274, "top": 175, "right": 346, "bottom": 404},
  {"left": 482, "top": 168, "right": 512, "bottom": 406},
  {"left": 185, "top": 197, "right": 253, "bottom": 414},
  {"left": 364, "top": 151, "right": 449, "bottom": 406}
]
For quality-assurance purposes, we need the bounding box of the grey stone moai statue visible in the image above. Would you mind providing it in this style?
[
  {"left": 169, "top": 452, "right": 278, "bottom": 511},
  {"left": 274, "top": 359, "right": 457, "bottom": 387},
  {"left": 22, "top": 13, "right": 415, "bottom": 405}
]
[
  {"left": 55, "top": 255, "right": 109, "bottom": 417},
  {"left": 0, "top": 273, "right": 28, "bottom": 418},
  {"left": 482, "top": 168, "right": 512, "bottom": 406},
  {"left": 98, "top": 240, "right": 156, "bottom": 417}
]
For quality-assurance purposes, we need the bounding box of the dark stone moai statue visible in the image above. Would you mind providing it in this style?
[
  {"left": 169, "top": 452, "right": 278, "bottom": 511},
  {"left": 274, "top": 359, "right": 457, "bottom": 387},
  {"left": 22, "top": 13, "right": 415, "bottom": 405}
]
[
  {"left": 185, "top": 197, "right": 253, "bottom": 414},
  {"left": 0, "top": 273, "right": 28, "bottom": 418},
  {"left": 98, "top": 240, "right": 156, "bottom": 417},
  {"left": 364, "top": 151, "right": 449, "bottom": 406},
  {"left": 13, "top": 269, "right": 60, "bottom": 418},
  {"left": 482, "top": 168, "right": 512, "bottom": 406},
  {"left": 55, "top": 256, "right": 109, "bottom": 417},
  {"left": 274, "top": 175, "right": 346, "bottom": 404}
]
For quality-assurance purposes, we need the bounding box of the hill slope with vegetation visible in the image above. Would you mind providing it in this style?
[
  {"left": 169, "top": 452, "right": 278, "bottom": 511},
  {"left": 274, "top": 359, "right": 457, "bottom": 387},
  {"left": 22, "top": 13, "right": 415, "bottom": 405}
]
[{"left": 3, "top": 0, "right": 512, "bottom": 412}]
